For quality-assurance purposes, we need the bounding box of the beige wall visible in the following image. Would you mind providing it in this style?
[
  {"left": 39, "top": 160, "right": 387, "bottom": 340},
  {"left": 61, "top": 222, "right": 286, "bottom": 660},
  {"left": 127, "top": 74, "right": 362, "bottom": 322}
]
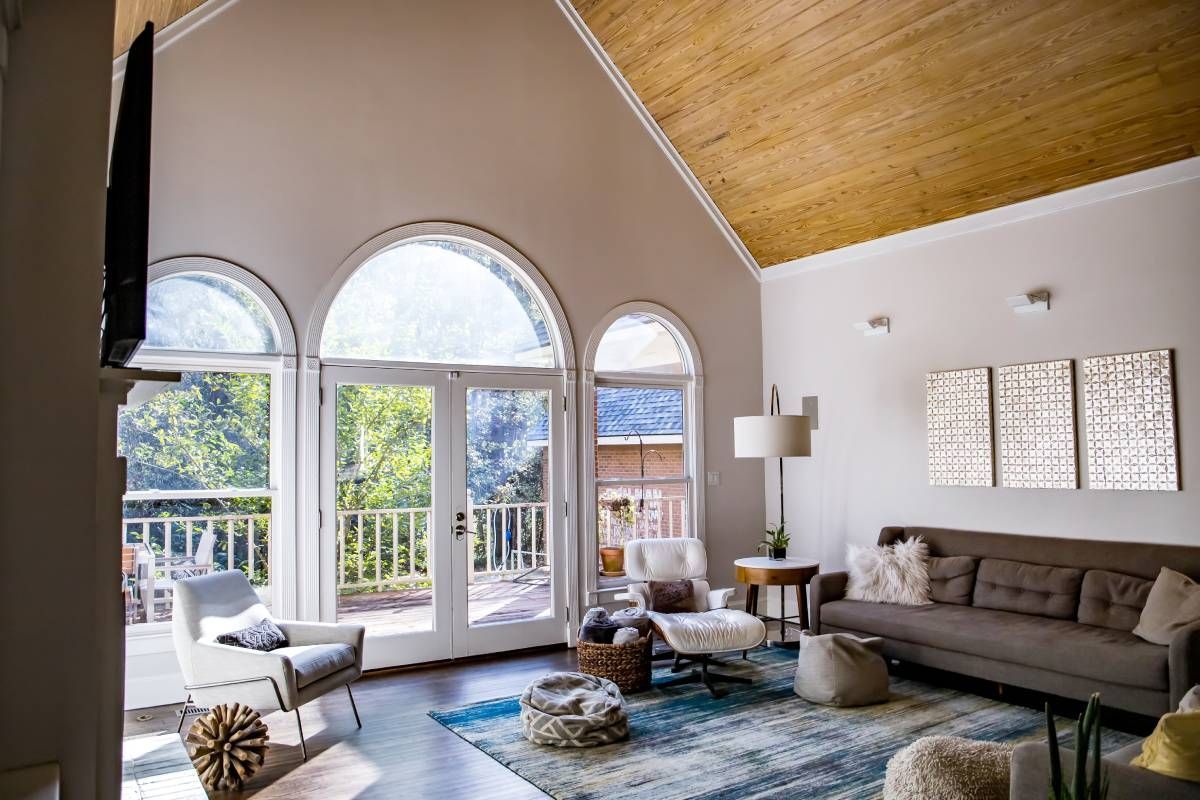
[
  {"left": 0, "top": 0, "right": 116, "bottom": 795},
  {"left": 130, "top": 0, "right": 764, "bottom": 599},
  {"left": 762, "top": 174, "right": 1200, "bottom": 578}
]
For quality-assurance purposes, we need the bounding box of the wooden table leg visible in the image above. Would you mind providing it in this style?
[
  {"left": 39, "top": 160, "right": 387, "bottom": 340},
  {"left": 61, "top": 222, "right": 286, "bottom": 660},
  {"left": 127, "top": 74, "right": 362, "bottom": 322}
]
[{"left": 747, "top": 584, "right": 759, "bottom": 617}]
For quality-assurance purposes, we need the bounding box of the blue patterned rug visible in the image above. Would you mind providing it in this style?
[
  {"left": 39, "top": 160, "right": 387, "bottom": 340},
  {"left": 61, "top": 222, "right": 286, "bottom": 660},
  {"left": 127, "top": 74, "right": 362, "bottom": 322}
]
[{"left": 430, "top": 648, "right": 1139, "bottom": 799}]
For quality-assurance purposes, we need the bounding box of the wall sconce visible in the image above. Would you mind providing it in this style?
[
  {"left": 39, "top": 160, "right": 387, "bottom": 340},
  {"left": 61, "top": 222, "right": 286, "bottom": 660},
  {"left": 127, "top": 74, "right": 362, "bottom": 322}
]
[
  {"left": 1006, "top": 292, "right": 1049, "bottom": 314},
  {"left": 852, "top": 317, "right": 890, "bottom": 337}
]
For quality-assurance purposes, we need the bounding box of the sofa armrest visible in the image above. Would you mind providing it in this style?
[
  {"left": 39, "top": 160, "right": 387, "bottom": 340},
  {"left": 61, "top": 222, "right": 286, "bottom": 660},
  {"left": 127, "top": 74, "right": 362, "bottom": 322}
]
[
  {"left": 1010, "top": 742, "right": 1200, "bottom": 800},
  {"left": 810, "top": 571, "right": 848, "bottom": 634},
  {"left": 1169, "top": 620, "right": 1200, "bottom": 710}
]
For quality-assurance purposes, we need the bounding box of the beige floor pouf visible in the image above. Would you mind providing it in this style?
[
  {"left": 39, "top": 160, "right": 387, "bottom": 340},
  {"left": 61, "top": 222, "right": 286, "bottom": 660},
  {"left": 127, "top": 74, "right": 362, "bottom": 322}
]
[
  {"left": 884, "top": 735, "right": 1013, "bottom": 800},
  {"left": 520, "top": 671, "right": 629, "bottom": 747},
  {"left": 794, "top": 631, "right": 890, "bottom": 706}
]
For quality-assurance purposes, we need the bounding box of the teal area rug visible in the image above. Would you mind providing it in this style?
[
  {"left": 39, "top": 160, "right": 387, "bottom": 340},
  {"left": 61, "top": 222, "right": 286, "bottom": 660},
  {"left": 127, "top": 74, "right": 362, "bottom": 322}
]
[{"left": 431, "top": 649, "right": 1139, "bottom": 799}]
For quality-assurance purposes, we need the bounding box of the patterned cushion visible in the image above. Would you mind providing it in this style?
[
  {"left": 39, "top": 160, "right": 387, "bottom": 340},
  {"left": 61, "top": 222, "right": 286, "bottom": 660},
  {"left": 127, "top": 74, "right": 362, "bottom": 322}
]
[
  {"left": 972, "top": 558, "right": 1083, "bottom": 620},
  {"left": 215, "top": 618, "right": 288, "bottom": 651},
  {"left": 520, "top": 672, "right": 628, "bottom": 747},
  {"left": 928, "top": 556, "right": 978, "bottom": 605},
  {"left": 648, "top": 579, "right": 695, "bottom": 613}
]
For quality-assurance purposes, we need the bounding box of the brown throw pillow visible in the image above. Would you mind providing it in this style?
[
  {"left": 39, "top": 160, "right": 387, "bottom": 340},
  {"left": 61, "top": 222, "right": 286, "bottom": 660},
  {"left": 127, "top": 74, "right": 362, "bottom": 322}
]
[
  {"left": 1133, "top": 567, "right": 1200, "bottom": 645},
  {"left": 927, "top": 556, "right": 978, "bottom": 605},
  {"left": 648, "top": 579, "right": 695, "bottom": 613}
]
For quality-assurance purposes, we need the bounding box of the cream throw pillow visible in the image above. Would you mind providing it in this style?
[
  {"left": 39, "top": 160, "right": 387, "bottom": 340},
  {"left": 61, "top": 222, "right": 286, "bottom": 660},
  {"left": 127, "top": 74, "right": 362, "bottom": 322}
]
[
  {"left": 846, "top": 537, "right": 933, "bottom": 606},
  {"left": 1133, "top": 567, "right": 1200, "bottom": 645}
]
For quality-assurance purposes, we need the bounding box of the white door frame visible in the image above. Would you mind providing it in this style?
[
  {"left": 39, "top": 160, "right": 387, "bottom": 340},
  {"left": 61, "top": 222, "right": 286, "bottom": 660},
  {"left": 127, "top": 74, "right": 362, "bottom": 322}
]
[{"left": 319, "top": 364, "right": 569, "bottom": 669}]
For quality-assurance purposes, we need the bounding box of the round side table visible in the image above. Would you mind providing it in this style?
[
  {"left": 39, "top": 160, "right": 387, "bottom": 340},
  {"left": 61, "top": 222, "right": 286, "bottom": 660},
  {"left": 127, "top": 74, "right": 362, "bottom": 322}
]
[{"left": 734, "top": 557, "right": 820, "bottom": 646}]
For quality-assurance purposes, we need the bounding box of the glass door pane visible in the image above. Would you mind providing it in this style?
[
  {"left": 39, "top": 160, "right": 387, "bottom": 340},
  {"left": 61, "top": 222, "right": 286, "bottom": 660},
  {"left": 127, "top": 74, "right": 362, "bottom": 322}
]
[{"left": 464, "top": 387, "right": 553, "bottom": 627}]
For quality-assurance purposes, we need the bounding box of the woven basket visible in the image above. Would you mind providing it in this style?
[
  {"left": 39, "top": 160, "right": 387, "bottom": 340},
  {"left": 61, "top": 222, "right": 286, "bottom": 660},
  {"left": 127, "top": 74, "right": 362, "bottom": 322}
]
[{"left": 577, "top": 637, "right": 652, "bottom": 694}]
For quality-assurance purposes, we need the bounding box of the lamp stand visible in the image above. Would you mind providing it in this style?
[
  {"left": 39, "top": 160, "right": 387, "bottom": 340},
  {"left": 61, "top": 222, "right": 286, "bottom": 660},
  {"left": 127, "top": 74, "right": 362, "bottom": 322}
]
[{"left": 770, "top": 384, "right": 785, "bottom": 527}]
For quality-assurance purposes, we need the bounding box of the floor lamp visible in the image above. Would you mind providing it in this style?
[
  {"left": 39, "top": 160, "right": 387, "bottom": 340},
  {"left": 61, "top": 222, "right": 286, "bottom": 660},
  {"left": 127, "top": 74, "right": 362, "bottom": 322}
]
[{"left": 733, "top": 384, "right": 812, "bottom": 527}]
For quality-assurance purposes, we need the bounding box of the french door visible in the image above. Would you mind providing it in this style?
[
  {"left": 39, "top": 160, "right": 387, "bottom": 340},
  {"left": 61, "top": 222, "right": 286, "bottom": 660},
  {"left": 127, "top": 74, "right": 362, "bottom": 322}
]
[{"left": 319, "top": 365, "right": 566, "bottom": 669}]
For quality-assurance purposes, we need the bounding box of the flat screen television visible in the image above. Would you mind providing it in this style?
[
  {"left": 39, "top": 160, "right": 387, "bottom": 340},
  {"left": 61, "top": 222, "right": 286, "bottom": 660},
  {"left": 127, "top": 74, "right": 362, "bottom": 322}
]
[{"left": 100, "top": 22, "right": 154, "bottom": 367}]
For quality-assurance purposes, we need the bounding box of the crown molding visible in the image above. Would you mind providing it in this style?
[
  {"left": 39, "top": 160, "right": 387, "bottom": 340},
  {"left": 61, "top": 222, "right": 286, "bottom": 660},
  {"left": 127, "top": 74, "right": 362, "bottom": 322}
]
[
  {"left": 113, "top": 0, "right": 241, "bottom": 80},
  {"left": 763, "top": 156, "right": 1200, "bottom": 282},
  {"left": 553, "top": 0, "right": 762, "bottom": 284}
]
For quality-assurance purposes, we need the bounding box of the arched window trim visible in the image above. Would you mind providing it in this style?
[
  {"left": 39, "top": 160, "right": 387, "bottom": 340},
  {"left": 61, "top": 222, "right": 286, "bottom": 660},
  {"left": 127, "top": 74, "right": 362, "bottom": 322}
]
[
  {"left": 145, "top": 256, "right": 297, "bottom": 357},
  {"left": 127, "top": 257, "right": 300, "bottom": 630},
  {"left": 581, "top": 302, "right": 705, "bottom": 603}
]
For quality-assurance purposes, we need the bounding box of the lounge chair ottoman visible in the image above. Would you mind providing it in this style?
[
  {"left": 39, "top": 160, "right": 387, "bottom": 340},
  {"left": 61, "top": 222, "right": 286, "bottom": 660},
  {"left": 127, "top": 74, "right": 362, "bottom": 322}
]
[{"left": 519, "top": 672, "right": 629, "bottom": 747}]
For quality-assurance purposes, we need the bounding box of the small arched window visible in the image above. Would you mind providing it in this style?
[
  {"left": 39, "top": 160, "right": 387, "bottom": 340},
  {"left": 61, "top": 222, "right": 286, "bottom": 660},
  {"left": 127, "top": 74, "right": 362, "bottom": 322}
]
[
  {"left": 320, "top": 239, "right": 554, "bottom": 368},
  {"left": 594, "top": 313, "right": 686, "bottom": 375},
  {"left": 146, "top": 273, "right": 280, "bottom": 354},
  {"left": 587, "top": 304, "right": 702, "bottom": 588}
]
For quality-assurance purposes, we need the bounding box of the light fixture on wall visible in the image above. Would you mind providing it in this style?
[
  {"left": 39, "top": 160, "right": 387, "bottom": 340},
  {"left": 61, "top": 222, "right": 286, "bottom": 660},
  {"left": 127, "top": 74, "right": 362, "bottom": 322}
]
[
  {"left": 852, "top": 317, "right": 890, "bottom": 336},
  {"left": 734, "top": 384, "right": 812, "bottom": 526},
  {"left": 1006, "top": 291, "right": 1050, "bottom": 314}
]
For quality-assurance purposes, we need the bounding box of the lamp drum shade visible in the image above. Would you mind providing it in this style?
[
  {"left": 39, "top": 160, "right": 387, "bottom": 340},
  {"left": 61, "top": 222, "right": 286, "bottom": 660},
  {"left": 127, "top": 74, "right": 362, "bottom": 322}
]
[{"left": 734, "top": 415, "right": 812, "bottom": 458}]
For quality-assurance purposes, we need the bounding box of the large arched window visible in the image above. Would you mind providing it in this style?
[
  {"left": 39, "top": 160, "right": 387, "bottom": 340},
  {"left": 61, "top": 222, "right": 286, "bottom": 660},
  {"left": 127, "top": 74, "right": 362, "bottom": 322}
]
[
  {"left": 118, "top": 259, "right": 296, "bottom": 631},
  {"left": 585, "top": 304, "right": 703, "bottom": 595},
  {"left": 321, "top": 238, "right": 555, "bottom": 368}
]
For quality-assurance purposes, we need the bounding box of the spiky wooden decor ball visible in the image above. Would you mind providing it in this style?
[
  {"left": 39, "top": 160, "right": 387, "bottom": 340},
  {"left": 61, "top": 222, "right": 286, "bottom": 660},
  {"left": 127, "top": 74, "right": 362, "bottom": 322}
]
[{"left": 185, "top": 703, "right": 269, "bottom": 791}]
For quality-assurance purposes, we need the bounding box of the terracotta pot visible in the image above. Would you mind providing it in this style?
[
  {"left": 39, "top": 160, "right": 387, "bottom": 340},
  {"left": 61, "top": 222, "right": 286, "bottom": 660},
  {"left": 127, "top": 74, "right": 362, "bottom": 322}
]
[{"left": 599, "top": 545, "right": 625, "bottom": 576}]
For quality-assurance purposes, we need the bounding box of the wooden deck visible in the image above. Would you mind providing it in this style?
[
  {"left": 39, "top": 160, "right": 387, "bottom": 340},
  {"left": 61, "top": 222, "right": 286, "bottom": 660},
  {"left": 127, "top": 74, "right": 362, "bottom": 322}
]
[{"left": 336, "top": 578, "right": 552, "bottom": 634}]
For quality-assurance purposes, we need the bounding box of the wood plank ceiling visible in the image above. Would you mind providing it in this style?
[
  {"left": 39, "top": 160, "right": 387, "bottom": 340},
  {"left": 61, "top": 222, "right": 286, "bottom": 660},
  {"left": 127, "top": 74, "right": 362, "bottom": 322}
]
[
  {"left": 113, "top": 0, "right": 207, "bottom": 58},
  {"left": 573, "top": 0, "right": 1200, "bottom": 266}
]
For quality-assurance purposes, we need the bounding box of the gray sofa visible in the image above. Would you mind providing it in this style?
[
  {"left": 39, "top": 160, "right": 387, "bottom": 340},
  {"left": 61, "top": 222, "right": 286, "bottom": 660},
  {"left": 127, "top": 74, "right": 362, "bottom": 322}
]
[
  {"left": 1009, "top": 740, "right": 1200, "bottom": 799},
  {"left": 810, "top": 526, "right": 1200, "bottom": 717}
]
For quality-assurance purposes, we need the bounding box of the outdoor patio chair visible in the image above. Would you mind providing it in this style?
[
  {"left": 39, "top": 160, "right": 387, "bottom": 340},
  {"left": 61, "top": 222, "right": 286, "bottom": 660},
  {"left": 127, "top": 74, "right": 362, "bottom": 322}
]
[
  {"left": 172, "top": 570, "right": 365, "bottom": 760},
  {"left": 132, "top": 530, "right": 215, "bottom": 623}
]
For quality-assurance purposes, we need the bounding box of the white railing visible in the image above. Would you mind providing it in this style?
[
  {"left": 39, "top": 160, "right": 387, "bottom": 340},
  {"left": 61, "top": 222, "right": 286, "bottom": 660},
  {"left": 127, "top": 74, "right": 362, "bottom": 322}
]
[
  {"left": 335, "top": 501, "right": 549, "bottom": 594},
  {"left": 122, "top": 513, "right": 271, "bottom": 581},
  {"left": 598, "top": 487, "right": 688, "bottom": 546}
]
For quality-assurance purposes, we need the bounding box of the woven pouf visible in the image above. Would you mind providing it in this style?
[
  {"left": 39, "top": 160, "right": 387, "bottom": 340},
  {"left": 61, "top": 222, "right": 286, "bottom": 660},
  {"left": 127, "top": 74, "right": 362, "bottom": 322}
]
[
  {"left": 519, "top": 671, "right": 629, "bottom": 747},
  {"left": 883, "top": 735, "right": 1013, "bottom": 800}
]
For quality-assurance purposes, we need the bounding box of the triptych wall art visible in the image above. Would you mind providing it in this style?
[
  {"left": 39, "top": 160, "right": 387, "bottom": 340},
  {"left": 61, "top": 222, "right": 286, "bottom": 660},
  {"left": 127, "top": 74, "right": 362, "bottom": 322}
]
[{"left": 926, "top": 349, "right": 1178, "bottom": 491}]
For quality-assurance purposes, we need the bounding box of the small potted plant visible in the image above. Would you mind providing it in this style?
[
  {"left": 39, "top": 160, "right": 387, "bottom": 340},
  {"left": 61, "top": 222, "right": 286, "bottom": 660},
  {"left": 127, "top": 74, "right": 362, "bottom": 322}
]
[
  {"left": 758, "top": 523, "right": 790, "bottom": 560},
  {"left": 598, "top": 492, "right": 635, "bottom": 576}
]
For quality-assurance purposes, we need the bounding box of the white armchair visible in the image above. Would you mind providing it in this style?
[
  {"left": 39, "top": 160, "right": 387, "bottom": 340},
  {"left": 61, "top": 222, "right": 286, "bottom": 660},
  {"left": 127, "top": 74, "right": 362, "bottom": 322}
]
[
  {"left": 172, "top": 571, "right": 365, "bottom": 760},
  {"left": 617, "top": 538, "right": 766, "bottom": 696}
]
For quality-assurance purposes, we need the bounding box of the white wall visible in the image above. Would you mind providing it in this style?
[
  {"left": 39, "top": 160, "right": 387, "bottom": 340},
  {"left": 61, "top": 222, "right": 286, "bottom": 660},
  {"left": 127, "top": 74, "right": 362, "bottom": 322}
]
[
  {"left": 762, "top": 170, "right": 1200, "bottom": 579},
  {"left": 0, "top": 0, "right": 117, "bottom": 795},
  {"left": 121, "top": 0, "right": 764, "bottom": 704}
]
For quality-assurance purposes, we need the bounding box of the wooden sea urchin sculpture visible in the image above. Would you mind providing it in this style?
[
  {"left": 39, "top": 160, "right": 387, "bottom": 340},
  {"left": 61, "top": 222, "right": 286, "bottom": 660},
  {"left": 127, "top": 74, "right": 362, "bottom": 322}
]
[{"left": 185, "top": 703, "right": 269, "bottom": 791}]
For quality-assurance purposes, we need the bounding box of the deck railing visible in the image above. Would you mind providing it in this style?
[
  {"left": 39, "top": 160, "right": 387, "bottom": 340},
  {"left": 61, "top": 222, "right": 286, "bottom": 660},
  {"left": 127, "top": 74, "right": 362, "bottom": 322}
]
[
  {"left": 598, "top": 485, "right": 688, "bottom": 546},
  {"left": 122, "top": 513, "right": 272, "bottom": 586},
  {"left": 334, "top": 502, "right": 550, "bottom": 594}
]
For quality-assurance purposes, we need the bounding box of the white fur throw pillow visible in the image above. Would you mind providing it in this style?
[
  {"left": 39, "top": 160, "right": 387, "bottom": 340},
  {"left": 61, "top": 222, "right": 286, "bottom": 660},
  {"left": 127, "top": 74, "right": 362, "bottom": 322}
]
[{"left": 846, "top": 537, "right": 933, "bottom": 606}]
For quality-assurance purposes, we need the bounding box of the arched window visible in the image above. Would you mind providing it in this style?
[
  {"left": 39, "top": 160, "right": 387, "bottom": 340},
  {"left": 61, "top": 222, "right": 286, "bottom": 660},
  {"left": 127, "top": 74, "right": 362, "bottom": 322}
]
[
  {"left": 117, "top": 259, "right": 296, "bottom": 630},
  {"left": 321, "top": 238, "right": 554, "bottom": 368},
  {"left": 146, "top": 273, "right": 279, "bottom": 354},
  {"left": 586, "top": 304, "right": 703, "bottom": 593}
]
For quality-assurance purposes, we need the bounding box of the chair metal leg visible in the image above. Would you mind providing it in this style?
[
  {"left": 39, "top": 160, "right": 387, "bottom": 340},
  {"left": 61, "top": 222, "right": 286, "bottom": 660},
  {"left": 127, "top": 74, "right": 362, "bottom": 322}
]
[
  {"left": 657, "top": 654, "right": 753, "bottom": 698},
  {"left": 176, "top": 694, "right": 192, "bottom": 733},
  {"left": 295, "top": 709, "right": 308, "bottom": 762},
  {"left": 346, "top": 684, "right": 362, "bottom": 729}
]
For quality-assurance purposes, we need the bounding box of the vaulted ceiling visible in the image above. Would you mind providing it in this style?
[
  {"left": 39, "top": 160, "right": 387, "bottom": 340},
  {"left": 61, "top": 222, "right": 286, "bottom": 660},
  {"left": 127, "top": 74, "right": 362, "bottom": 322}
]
[
  {"left": 573, "top": 0, "right": 1200, "bottom": 266},
  {"left": 113, "top": 0, "right": 206, "bottom": 58},
  {"left": 115, "top": 1, "right": 1200, "bottom": 268}
]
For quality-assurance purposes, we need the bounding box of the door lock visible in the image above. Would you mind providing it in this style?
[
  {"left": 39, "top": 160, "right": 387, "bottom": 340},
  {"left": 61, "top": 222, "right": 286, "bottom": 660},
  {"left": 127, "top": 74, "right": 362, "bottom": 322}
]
[{"left": 454, "top": 511, "right": 472, "bottom": 540}]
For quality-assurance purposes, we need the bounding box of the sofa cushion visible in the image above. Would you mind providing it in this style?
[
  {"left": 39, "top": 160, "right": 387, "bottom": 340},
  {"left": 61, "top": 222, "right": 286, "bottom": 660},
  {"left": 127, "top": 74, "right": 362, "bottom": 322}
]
[
  {"left": 928, "top": 556, "right": 978, "bottom": 605},
  {"left": 1077, "top": 570, "right": 1153, "bottom": 631},
  {"left": 1134, "top": 568, "right": 1200, "bottom": 646},
  {"left": 274, "top": 643, "right": 356, "bottom": 688},
  {"left": 972, "top": 558, "right": 1083, "bottom": 620},
  {"left": 820, "top": 599, "right": 1167, "bottom": 690}
]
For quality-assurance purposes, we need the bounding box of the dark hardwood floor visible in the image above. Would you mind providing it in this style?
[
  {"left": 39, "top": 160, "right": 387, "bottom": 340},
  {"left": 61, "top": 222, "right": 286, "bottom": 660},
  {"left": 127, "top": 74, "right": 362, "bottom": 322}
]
[{"left": 124, "top": 647, "right": 575, "bottom": 798}]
